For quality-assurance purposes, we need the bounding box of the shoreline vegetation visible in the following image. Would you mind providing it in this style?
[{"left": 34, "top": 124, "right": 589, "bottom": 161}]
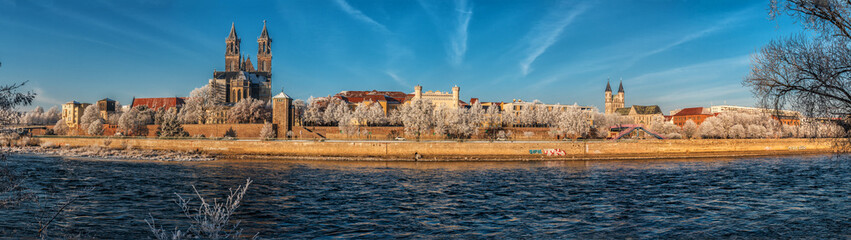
[{"left": 4, "top": 136, "right": 840, "bottom": 162}]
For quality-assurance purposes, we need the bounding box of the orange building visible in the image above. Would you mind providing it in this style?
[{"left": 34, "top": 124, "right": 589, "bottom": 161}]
[{"left": 671, "top": 107, "right": 716, "bottom": 127}]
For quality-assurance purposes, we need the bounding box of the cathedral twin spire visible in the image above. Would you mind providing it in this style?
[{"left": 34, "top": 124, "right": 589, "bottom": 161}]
[{"left": 225, "top": 21, "right": 271, "bottom": 73}]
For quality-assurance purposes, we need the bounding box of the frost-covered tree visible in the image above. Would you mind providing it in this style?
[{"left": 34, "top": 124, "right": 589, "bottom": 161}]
[
  {"left": 338, "top": 113, "right": 361, "bottom": 137},
  {"left": 0, "top": 64, "right": 36, "bottom": 126},
  {"left": 20, "top": 106, "right": 43, "bottom": 125},
  {"left": 400, "top": 99, "right": 433, "bottom": 139},
  {"left": 649, "top": 116, "right": 681, "bottom": 139},
  {"left": 52, "top": 119, "right": 68, "bottom": 135},
  {"left": 682, "top": 120, "right": 698, "bottom": 139},
  {"left": 178, "top": 84, "right": 215, "bottom": 124},
  {"left": 119, "top": 107, "right": 148, "bottom": 136},
  {"left": 159, "top": 108, "right": 188, "bottom": 138},
  {"left": 484, "top": 104, "right": 503, "bottom": 127},
  {"left": 302, "top": 98, "right": 324, "bottom": 126},
  {"left": 728, "top": 124, "right": 747, "bottom": 139},
  {"left": 260, "top": 122, "right": 276, "bottom": 140},
  {"left": 87, "top": 119, "right": 103, "bottom": 136},
  {"left": 292, "top": 99, "right": 307, "bottom": 125},
  {"left": 365, "top": 103, "right": 387, "bottom": 126},
  {"left": 432, "top": 107, "right": 449, "bottom": 136},
  {"left": 322, "top": 98, "right": 349, "bottom": 126},
  {"left": 228, "top": 98, "right": 270, "bottom": 123},
  {"left": 552, "top": 106, "right": 590, "bottom": 140},
  {"left": 446, "top": 108, "right": 478, "bottom": 139},
  {"left": 698, "top": 116, "right": 726, "bottom": 139},
  {"left": 80, "top": 104, "right": 101, "bottom": 128},
  {"left": 154, "top": 108, "right": 167, "bottom": 125},
  {"left": 44, "top": 106, "right": 60, "bottom": 124}
]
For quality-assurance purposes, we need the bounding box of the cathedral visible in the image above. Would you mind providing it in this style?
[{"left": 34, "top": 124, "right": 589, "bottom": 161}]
[
  {"left": 210, "top": 21, "right": 273, "bottom": 104},
  {"left": 604, "top": 80, "right": 625, "bottom": 114}
]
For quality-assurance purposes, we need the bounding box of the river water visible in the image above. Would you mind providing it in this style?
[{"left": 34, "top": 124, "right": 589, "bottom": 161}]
[{"left": 1, "top": 154, "right": 850, "bottom": 239}]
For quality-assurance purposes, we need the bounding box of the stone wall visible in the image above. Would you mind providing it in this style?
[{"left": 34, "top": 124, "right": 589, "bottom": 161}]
[{"left": 36, "top": 137, "right": 837, "bottom": 161}]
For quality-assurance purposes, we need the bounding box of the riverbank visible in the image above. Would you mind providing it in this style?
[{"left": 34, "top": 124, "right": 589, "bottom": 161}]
[
  {"left": 2, "top": 145, "right": 214, "bottom": 161},
  {"left": 30, "top": 136, "right": 840, "bottom": 161}
]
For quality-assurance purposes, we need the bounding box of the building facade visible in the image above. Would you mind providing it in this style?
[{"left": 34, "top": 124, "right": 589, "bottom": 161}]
[
  {"left": 670, "top": 107, "right": 716, "bottom": 127},
  {"left": 709, "top": 105, "right": 801, "bottom": 125},
  {"left": 61, "top": 101, "right": 91, "bottom": 129},
  {"left": 96, "top": 98, "right": 117, "bottom": 121},
  {"left": 413, "top": 85, "right": 461, "bottom": 109},
  {"left": 210, "top": 22, "right": 273, "bottom": 105}
]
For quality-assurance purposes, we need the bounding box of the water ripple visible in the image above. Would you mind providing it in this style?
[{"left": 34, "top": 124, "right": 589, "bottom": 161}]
[{"left": 0, "top": 155, "right": 850, "bottom": 238}]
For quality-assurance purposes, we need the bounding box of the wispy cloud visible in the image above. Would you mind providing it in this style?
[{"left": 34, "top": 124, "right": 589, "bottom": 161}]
[
  {"left": 623, "top": 8, "right": 753, "bottom": 69},
  {"left": 519, "top": 3, "right": 590, "bottom": 76},
  {"left": 385, "top": 71, "right": 411, "bottom": 88},
  {"left": 418, "top": 0, "right": 473, "bottom": 66},
  {"left": 32, "top": 88, "right": 65, "bottom": 107},
  {"left": 449, "top": 0, "right": 472, "bottom": 66},
  {"left": 334, "top": 0, "right": 390, "bottom": 33}
]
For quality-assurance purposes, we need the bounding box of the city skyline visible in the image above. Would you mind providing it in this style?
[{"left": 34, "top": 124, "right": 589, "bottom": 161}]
[{"left": 0, "top": 0, "right": 801, "bottom": 112}]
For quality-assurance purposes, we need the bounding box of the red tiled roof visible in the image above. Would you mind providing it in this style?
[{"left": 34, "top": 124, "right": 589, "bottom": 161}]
[
  {"left": 333, "top": 90, "right": 409, "bottom": 104},
  {"left": 673, "top": 107, "right": 711, "bottom": 116},
  {"left": 131, "top": 97, "right": 186, "bottom": 110}
]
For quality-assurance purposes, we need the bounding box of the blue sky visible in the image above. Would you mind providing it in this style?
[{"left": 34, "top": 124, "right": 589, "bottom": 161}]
[{"left": 0, "top": 0, "right": 801, "bottom": 112}]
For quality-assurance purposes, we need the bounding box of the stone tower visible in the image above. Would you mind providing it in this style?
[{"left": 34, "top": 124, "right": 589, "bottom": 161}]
[
  {"left": 604, "top": 81, "right": 613, "bottom": 114},
  {"left": 272, "top": 91, "right": 293, "bottom": 138},
  {"left": 615, "top": 81, "right": 625, "bottom": 110},
  {"left": 225, "top": 23, "right": 241, "bottom": 72},
  {"left": 256, "top": 20, "right": 272, "bottom": 73},
  {"left": 604, "top": 80, "right": 625, "bottom": 114},
  {"left": 452, "top": 85, "right": 460, "bottom": 106}
]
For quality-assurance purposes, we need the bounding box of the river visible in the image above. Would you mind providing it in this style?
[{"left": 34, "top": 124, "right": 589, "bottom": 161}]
[{"left": 1, "top": 154, "right": 850, "bottom": 238}]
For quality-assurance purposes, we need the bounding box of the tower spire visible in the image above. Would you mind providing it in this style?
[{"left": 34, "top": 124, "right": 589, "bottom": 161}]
[
  {"left": 605, "top": 78, "right": 612, "bottom": 92},
  {"left": 259, "top": 20, "right": 269, "bottom": 39},
  {"left": 227, "top": 22, "right": 238, "bottom": 40},
  {"left": 618, "top": 80, "right": 624, "bottom": 93}
]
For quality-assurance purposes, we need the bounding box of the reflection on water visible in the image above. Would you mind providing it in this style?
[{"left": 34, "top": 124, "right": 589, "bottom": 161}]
[{"left": 1, "top": 154, "right": 849, "bottom": 238}]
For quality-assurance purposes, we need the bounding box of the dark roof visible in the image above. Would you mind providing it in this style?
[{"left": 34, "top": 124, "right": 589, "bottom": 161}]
[
  {"left": 673, "top": 107, "right": 711, "bottom": 116},
  {"left": 618, "top": 81, "right": 624, "bottom": 93},
  {"left": 213, "top": 71, "right": 271, "bottom": 80},
  {"left": 605, "top": 81, "right": 611, "bottom": 92},
  {"left": 632, "top": 105, "right": 662, "bottom": 115},
  {"left": 615, "top": 107, "right": 630, "bottom": 115},
  {"left": 131, "top": 97, "right": 186, "bottom": 110},
  {"left": 98, "top": 98, "right": 115, "bottom": 102}
]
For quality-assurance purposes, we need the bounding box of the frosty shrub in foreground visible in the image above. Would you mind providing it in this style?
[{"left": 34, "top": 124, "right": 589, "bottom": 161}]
[
  {"left": 260, "top": 122, "right": 275, "bottom": 140},
  {"left": 147, "top": 178, "right": 255, "bottom": 240}
]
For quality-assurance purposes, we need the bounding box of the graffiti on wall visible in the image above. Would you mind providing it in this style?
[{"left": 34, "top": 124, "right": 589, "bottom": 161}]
[{"left": 529, "top": 149, "right": 566, "bottom": 156}]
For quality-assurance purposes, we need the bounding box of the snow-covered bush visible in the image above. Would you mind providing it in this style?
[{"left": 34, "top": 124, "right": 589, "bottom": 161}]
[
  {"left": 228, "top": 98, "right": 269, "bottom": 124},
  {"left": 682, "top": 120, "right": 698, "bottom": 139},
  {"left": 80, "top": 104, "right": 101, "bottom": 128},
  {"left": 87, "top": 119, "right": 104, "bottom": 136},
  {"left": 159, "top": 108, "right": 188, "bottom": 138},
  {"left": 52, "top": 119, "right": 68, "bottom": 135},
  {"left": 260, "top": 122, "right": 276, "bottom": 140},
  {"left": 146, "top": 179, "right": 254, "bottom": 239},
  {"left": 649, "top": 116, "right": 681, "bottom": 139},
  {"left": 119, "top": 107, "right": 149, "bottom": 136}
]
